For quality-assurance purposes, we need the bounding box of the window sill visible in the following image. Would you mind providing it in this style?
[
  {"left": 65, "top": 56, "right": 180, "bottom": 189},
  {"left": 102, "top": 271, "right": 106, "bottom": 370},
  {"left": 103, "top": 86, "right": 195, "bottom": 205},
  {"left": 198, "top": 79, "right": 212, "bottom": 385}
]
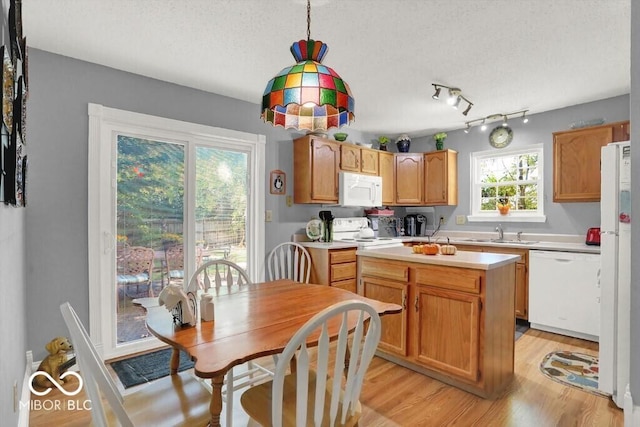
[{"left": 467, "top": 213, "right": 547, "bottom": 223}]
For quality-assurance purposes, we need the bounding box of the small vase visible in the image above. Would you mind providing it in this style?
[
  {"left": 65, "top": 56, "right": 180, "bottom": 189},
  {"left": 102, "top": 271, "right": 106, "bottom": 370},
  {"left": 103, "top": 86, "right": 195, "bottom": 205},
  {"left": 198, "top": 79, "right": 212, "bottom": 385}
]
[
  {"left": 379, "top": 144, "right": 388, "bottom": 151},
  {"left": 396, "top": 134, "right": 411, "bottom": 153},
  {"left": 436, "top": 140, "right": 444, "bottom": 150}
]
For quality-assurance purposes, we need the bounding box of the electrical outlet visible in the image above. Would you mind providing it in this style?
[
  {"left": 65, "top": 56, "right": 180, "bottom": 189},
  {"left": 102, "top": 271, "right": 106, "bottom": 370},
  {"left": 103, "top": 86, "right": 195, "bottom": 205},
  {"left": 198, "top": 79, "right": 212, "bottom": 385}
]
[
  {"left": 265, "top": 210, "right": 273, "bottom": 222},
  {"left": 456, "top": 215, "right": 466, "bottom": 225},
  {"left": 439, "top": 216, "right": 446, "bottom": 225},
  {"left": 286, "top": 195, "right": 293, "bottom": 207}
]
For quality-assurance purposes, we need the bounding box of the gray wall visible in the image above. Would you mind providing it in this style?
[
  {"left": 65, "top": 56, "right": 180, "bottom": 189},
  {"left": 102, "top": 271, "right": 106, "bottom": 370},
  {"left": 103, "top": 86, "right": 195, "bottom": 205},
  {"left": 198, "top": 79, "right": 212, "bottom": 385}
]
[
  {"left": 0, "top": 0, "right": 26, "bottom": 424},
  {"left": 410, "top": 95, "right": 629, "bottom": 235}
]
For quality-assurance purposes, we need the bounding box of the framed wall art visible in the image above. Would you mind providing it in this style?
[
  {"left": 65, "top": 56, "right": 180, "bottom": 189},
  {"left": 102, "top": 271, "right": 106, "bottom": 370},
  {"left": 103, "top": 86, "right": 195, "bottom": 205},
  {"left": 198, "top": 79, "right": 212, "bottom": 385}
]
[{"left": 270, "top": 170, "right": 286, "bottom": 195}]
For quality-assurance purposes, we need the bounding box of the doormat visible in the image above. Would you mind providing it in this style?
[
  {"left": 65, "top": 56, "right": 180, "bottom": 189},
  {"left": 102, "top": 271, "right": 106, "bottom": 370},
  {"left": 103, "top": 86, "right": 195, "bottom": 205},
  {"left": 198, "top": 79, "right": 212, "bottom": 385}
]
[
  {"left": 110, "top": 348, "right": 195, "bottom": 389},
  {"left": 539, "top": 351, "right": 610, "bottom": 397}
]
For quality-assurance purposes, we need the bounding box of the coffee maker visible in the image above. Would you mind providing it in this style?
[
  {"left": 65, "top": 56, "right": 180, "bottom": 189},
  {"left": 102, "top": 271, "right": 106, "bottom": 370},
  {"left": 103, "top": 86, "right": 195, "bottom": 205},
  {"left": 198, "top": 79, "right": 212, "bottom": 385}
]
[{"left": 404, "top": 215, "right": 418, "bottom": 236}]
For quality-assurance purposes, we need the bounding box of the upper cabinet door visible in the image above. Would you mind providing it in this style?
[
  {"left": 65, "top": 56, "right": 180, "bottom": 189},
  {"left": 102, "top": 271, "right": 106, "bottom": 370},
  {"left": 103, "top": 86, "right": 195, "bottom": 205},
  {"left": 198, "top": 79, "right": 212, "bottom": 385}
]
[
  {"left": 553, "top": 125, "right": 613, "bottom": 202},
  {"left": 424, "top": 149, "right": 458, "bottom": 206},
  {"left": 360, "top": 147, "right": 379, "bottom": 175},
  {"left": 395, "top": 154, "right": 423, "bottom": 205},
  {"left": 293, "top": 136, "right": 340, "bottom": 203},
  {"left": 379, "top": 151, "right": 395, "bottom": 205},
  {"left": 340, "top": 144, "right": 360, "bottom": 172}
]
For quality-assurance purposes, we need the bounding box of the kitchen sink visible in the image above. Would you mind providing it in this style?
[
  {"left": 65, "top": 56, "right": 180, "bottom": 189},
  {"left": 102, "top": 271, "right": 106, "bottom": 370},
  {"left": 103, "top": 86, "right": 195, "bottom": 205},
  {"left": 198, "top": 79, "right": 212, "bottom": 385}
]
[
  {"left": 490, "top": 239, "right": 539, "bottom": 245},
  {"left": 459, "top": 238, "right": 539, "bottom": 245}
]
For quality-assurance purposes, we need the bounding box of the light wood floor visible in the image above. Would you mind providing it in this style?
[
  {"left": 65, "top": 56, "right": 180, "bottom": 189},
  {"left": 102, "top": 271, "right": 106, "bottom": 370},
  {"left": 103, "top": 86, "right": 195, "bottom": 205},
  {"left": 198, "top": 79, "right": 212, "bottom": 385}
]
[{"left": 30, "top": 328, "right": 624, "bottom": 426}]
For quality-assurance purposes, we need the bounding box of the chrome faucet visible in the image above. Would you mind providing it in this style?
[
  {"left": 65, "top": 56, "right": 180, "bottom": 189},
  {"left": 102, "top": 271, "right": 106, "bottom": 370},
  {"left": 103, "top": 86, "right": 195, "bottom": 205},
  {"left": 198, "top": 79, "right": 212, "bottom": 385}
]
[{"left": 495, "top": 224, "right": 504, "bottom": 240}]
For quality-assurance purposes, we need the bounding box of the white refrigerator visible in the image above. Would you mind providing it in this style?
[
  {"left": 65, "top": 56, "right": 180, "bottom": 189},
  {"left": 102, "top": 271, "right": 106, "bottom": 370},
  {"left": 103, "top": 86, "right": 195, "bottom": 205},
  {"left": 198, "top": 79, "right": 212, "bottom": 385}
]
[{"left": 598, "top": 141, "right": 631, "bottom": 408}]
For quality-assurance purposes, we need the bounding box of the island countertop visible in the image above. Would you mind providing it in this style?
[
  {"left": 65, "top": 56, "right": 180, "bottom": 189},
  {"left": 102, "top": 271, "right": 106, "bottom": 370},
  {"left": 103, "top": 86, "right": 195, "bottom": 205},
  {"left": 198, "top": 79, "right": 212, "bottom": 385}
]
[{"left": 356, "top": 245, "right": 519, "bottom": 270}]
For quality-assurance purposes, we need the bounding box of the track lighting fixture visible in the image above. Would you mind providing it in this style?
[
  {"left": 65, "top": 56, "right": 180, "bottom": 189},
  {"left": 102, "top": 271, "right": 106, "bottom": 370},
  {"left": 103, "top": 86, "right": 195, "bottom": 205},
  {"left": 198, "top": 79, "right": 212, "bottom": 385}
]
[
  {"left": 431, "top": 83, "right": 473, "bottom": 116},
  {"left": 465, "top": 109, "right": 529, "bottom": 133}
]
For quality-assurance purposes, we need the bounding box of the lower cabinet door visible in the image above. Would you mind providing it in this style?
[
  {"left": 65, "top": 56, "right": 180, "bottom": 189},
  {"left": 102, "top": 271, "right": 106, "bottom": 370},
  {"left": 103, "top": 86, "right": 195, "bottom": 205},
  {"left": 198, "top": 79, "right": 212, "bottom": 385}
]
[
  {"left": 413, "top": 285, "right": 480, "bottom": 383},
  {"left": 362, "top": 275, "right": 408, "bottom": 356}
]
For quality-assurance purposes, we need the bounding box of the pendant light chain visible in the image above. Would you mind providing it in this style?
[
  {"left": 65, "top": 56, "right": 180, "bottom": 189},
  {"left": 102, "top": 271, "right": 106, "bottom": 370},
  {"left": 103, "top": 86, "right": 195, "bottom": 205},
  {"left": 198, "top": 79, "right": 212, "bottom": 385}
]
[{"left": 306, "top": 0, "right": 311, "bottom": 41}]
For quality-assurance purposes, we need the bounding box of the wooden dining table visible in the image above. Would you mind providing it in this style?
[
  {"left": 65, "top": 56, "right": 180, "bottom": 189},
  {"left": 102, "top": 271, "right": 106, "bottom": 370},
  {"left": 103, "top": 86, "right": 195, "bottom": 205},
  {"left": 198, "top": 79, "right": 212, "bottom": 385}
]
[{"left": 145, "top": 279, "right": 402, "bottom": 427}]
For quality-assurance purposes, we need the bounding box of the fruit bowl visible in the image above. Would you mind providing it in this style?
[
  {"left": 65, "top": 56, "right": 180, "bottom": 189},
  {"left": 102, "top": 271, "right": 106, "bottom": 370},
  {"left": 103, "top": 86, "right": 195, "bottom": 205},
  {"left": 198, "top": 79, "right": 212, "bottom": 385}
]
[{"left": 333, "top": 132, "right": 348, "bottom": 142}]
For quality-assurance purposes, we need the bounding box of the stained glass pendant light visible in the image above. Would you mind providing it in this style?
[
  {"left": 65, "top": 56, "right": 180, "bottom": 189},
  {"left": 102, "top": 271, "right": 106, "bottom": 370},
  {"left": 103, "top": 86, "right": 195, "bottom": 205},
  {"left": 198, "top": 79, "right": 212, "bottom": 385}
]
[{"left": 261, "top": 0, "right": 354, "bottom": 132}]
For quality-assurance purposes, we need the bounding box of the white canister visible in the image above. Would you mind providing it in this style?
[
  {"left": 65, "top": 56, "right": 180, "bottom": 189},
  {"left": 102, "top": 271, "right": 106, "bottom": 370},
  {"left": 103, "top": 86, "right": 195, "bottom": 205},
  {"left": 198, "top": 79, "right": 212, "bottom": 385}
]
[{"left": 200, "top": 294, "right": 215, "bottom": 322}]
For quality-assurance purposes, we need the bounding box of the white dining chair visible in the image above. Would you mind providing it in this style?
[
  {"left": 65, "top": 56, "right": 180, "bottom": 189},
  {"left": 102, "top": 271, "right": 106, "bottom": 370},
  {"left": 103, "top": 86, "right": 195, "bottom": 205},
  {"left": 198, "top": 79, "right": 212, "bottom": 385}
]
[
  {"left": 186, "top": 259, "right": 274, "bottom": 427},
  {"left": 59, "top": 302, "right": 211, "bottom": 427},
  {"left": 267, "top": 242, "right": 312, "bottom": 283},
  {"left": 240, "top": 300, "right": 382, "bottom": 427}
]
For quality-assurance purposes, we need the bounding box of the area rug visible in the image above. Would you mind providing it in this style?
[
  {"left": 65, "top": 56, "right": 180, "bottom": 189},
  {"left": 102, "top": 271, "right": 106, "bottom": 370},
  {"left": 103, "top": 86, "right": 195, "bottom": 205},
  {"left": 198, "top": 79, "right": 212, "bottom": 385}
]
[
  {"left": 110, "top": 348, "right": 195, "bottom": 389},
  {"left": 539, "top": 351, "right": 609, "bottom": 397}
]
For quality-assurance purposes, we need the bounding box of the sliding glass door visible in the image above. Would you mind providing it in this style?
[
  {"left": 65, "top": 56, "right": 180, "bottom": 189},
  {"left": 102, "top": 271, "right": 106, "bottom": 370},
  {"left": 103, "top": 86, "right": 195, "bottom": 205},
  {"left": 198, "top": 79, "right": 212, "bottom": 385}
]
[{"left": 89, "top": 104, "right": 265, "bottom": 359}]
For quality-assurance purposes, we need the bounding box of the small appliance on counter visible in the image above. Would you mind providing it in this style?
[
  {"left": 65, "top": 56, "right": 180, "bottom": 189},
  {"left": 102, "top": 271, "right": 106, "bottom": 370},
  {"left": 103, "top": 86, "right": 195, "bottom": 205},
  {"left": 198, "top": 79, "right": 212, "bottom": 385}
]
[
  {"left": 404, "top": 207, "right": 436, "bottom": 236},
  {"left": 585, "top": 227, "right": 601, "bottom": 245}
]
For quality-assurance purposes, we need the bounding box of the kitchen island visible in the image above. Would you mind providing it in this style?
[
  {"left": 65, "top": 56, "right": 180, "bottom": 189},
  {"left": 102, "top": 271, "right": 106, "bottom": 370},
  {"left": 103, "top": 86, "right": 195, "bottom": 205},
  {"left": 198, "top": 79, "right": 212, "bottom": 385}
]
[{"left": 356, "top": 245, "right": 519, "bottom": 399}]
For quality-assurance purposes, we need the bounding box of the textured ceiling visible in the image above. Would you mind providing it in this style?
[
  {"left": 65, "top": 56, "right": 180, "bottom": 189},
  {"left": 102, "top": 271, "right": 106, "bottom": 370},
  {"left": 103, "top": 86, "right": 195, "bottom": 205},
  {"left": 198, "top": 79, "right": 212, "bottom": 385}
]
[{"left": 23, "top": 0, "right": 630, "bottom": 137}]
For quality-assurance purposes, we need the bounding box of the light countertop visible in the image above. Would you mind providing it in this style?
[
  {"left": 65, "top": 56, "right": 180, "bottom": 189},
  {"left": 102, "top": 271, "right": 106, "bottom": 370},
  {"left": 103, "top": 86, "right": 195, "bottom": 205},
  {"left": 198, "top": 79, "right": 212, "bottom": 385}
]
[
  {"left": 356, "top": 246, "right": 519, "bottom": 270},
  {"left": 299, "top": 235, "right": 599, "bottom": 254}
]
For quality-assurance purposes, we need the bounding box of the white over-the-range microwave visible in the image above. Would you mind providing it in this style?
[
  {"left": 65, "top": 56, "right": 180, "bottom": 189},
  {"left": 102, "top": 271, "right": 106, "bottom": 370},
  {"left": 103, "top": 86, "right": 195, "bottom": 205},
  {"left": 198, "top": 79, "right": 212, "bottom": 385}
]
[{"left": 338, "top": 171, "right": 382, "bottom": 207}]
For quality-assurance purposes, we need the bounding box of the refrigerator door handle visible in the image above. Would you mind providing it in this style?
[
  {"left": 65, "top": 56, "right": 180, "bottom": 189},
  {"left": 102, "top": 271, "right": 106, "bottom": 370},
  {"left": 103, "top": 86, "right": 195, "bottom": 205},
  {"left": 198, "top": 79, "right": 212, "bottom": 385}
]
[{"left": 600, "top": 230, "right": 618, "bottom": 236}]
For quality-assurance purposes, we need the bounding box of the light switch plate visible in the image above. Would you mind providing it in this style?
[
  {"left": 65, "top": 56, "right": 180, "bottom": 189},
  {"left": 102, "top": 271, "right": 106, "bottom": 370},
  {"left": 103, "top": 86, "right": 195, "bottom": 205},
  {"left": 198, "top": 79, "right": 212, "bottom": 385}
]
[
  {"left": 265, "top": 210, "right": 273, "bottom": 222},
  {"left": 456, "top": 215, "right": 466, "bottom": 225}
]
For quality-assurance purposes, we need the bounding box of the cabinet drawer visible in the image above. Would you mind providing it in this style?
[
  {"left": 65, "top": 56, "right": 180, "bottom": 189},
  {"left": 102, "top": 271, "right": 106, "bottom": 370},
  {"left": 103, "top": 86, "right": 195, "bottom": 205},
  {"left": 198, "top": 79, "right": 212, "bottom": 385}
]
[
  {"left": 415, "top": 265, "right": 481, "bottom": 294},
  {"left": 330, "top": 250, "right": 356, "bottom": 264},
  {"left": 331, "top": 262, "right": 356, "bottom": 282},
  {"left": 331, "top": 279, "right": 356, "bottom": 293},
  {"left": 361, "top": 260, "right": 408, "bottom": 282}
]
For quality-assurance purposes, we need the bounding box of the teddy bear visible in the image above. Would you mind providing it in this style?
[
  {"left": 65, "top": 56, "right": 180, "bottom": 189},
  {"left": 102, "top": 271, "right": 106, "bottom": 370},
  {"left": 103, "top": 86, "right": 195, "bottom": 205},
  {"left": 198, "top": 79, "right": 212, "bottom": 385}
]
[{"left": 32, "top": 336, "right": 74, "bottom": 389}]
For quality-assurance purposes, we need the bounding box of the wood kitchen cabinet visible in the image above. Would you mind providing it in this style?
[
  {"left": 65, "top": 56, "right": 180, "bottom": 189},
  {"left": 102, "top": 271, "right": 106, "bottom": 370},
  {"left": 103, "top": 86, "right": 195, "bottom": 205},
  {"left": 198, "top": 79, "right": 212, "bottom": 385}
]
[
  {"left": 306, "top": 247, "right": 357, "bottom": 293},
  {"left": 361, "top": 260, "right": 409, "bottom": 356},
  {"left": 358, "top": 255, "right": 515, "bottom": 398},
  {"left": 379, "top": 151, "right": 395, "bottom": 205},
  {"left": 424, "top": 149, "right": 458, "bottom": 206},
  {"left": 293, "top": 136, "right": 340, "bottom": 203},
  {"left": 456, "top": 244, "right": 529, "bottom": 320},
  {"left": 340, "top": 144, "right": 379, "bottom": 175},
  {"left": 553, "top": 120, "right": 629, "bottom": 202},
  {"left": 395, "top": 154, "right": 423, "bottom": 205}
]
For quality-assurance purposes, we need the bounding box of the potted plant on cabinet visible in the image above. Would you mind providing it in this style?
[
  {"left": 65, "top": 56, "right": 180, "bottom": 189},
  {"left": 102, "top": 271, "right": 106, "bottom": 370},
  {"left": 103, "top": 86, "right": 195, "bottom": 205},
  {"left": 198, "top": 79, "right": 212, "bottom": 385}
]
[
  {"left": 377, "top": 136, "right": 390, "bottom": 151},
  {"left": 434, "top": 132, "right": 447, "bottom": 150}
]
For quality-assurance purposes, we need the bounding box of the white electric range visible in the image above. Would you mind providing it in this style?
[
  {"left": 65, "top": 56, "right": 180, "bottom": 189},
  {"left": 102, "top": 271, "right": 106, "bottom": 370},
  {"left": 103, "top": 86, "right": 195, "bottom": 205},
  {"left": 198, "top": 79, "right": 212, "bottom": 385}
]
[{"left": 332, "top": 217, "right": 404, "bottom": 248}]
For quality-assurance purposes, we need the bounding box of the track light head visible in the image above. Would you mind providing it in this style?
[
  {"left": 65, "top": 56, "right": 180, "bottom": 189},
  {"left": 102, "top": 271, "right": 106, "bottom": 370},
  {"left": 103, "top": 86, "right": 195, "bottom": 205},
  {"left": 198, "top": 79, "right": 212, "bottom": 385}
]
[
  {"left": 480, "top": 120, "right": 487, "bottom": 131},
  {"left": 522, "top": 112, "right": 529, "bottom": 123},
  {"left": 446, "top": 88, "right": 461, "bottom": 105},
  {"left": 502, "top": 116, "right": 508, "bottom": 127},
  {"left": 432, "top": 86, "right": 441, "bottom": 100},
  {"left": 462, "top": 103, "right": 472, "bottom": 116},
  {"left": 452, "top": 96, "right": 462, "bottom": 109},
  {"left": 464, "top": 124, "right": 470, "bottom": 133}
]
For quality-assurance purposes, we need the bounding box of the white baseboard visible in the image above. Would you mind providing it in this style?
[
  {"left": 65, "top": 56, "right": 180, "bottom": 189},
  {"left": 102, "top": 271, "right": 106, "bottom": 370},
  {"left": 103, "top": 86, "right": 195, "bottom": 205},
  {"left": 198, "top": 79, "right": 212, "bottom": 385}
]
[
  {"left": 624, "top": 385, "right": 640, "bottom": 427},
  {"left": 17, "top": 351, "right": 33, "bottom": 427}
]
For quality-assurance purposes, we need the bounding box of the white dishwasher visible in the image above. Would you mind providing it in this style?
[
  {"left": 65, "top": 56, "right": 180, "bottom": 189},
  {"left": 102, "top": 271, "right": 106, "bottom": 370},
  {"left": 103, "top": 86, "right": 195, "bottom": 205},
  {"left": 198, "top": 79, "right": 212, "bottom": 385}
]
[{"left": 528, "top": 250, "right": 601, "bottom": 341}]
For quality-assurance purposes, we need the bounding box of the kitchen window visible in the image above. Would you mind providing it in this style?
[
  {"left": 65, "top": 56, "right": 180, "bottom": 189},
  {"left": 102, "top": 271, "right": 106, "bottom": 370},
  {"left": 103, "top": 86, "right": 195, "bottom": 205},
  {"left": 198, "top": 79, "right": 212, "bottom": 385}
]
[{"left": 468, "top": 144, "right": 546, "bottom": 222}]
